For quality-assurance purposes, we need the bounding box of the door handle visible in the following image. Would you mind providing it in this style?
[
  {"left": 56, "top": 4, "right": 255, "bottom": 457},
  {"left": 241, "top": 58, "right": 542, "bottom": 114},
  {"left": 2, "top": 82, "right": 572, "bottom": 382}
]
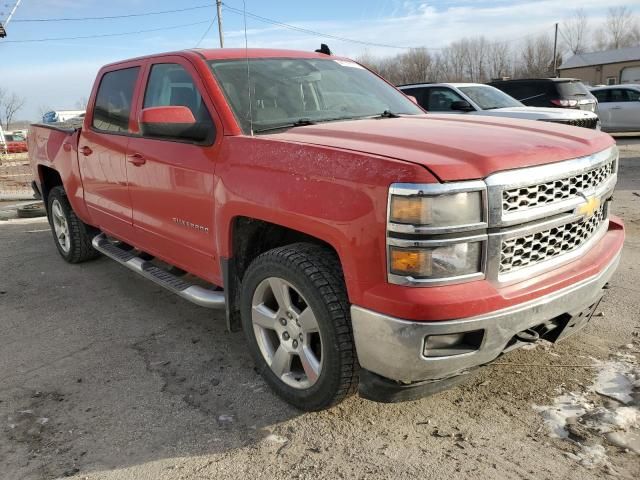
[
  {"left": 80, "top": 146, "right": 93, "bottom": 156},
  {"left": 610, "top": 106, "right": 622, "bottom": 110},
  {"left": 127, "top": 153, "right": 146, "bottom": 166}
]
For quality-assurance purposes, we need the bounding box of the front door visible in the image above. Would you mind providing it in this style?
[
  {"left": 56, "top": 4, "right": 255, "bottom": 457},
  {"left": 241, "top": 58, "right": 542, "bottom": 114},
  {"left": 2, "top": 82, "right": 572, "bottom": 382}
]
[
  {"left": 79, "top": 65, "right": 141, "bottom": 239},
  {"left": 605, "top": 88, "right": 640, "bottom": 131},
  {"left": 126, "top": 59, "right": 221, "bottom": 283}
]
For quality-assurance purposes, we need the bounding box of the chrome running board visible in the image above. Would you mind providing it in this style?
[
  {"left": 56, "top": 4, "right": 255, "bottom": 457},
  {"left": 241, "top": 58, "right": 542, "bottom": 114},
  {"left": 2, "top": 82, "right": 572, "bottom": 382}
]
[{"left": 92, "top": 233, "right": 225, "bottom": 309}]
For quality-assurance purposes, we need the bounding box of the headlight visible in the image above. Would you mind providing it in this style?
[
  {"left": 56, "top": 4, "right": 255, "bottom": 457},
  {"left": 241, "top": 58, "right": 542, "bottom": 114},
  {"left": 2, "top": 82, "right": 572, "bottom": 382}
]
[
  {"left": 387, "top": 182, "right": 487, "bottom": 286},
  {"left": 388, "top": 182, "right": 486, "bottom": 233},
  {"left": 389, "top": 241, "right": 483, "bottom": 280},
  {"left": 390, "top": 191, "right": 483, "bottom": 227}
]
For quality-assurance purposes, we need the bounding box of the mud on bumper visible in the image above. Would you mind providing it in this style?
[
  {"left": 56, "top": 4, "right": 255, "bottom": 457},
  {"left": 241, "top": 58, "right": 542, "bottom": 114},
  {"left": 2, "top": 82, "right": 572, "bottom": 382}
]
[{"left": 352, "top": 253, "right": 620, "bottom": 403}]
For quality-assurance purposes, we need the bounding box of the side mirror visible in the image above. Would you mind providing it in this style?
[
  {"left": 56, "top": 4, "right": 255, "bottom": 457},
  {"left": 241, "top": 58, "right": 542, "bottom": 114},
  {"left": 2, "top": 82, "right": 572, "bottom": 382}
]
[
  {"left": 450, "top": 100, "right": 474, "bottom": 112},
  {"left": 139, "top": 106, "right": 209, "bottom": 142}
]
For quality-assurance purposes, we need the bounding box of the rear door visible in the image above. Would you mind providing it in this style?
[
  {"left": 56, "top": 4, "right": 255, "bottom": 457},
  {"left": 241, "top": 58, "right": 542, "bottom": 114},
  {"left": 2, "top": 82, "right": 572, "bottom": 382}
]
[
  {"left": 79, "top": 63, "right": 142, "bottom": 239},
  {"left": 125, "top": 57, "right": 222, "bottom": 282}
]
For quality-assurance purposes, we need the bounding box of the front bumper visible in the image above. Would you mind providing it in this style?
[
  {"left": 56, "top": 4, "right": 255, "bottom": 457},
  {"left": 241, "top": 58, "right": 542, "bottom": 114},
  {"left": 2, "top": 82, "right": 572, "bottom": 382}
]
[{"left": 352, "top": 251, "right": 620, "bottom": 387}]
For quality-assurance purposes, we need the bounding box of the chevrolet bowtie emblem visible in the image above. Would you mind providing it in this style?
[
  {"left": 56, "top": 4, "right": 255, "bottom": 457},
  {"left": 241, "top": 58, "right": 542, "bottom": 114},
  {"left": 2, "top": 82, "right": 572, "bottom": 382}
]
[{"left": 575, "top": 194, "right": 601, "bottom": 218}]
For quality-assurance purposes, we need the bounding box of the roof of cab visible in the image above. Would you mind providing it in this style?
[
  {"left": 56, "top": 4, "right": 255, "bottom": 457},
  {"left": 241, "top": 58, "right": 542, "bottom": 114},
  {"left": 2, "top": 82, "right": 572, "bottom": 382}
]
[
  {"left": 102, "top": 48, "right": 342, "bottom": 68},
  {"left": 194, "top": 48, "right": 340, "bottom": 61}
]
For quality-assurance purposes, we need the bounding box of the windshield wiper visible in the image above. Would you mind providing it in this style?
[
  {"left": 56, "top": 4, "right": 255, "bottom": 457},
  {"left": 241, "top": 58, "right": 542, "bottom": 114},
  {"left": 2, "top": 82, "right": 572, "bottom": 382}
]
[
  {"left": 253, "top": 118, "right": 316, "bottom": 134},
  {"left": 377, "top": 110, "right": 401, "bottom": 118}
]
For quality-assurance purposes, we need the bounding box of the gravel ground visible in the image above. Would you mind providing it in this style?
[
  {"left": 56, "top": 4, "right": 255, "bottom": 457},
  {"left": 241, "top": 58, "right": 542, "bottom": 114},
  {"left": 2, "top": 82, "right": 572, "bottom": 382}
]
[{"left": 0, "top": 142, "right": 639, "bottom": 480}]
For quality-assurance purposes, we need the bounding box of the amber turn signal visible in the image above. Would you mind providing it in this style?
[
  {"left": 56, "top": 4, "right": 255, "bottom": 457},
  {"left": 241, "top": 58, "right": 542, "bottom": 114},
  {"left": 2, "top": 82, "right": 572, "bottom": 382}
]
[
  {"left": 389, "top": 248, "right": 432, "bottom": 276},
  {"left": 389, "top": 196, "right": 431, "bottom": 224}
]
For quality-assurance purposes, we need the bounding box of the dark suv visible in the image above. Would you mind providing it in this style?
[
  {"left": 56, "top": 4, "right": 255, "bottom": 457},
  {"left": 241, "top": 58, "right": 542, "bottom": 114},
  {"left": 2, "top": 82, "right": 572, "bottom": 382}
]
[{"left": 488, "top": 78, "right": 597, "bottom": 112}]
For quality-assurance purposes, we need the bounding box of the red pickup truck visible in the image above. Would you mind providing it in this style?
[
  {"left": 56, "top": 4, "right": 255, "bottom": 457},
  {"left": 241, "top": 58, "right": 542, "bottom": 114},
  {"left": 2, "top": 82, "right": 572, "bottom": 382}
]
[{"left": 28, "top": 48, "right": 624, "bottom": 411}]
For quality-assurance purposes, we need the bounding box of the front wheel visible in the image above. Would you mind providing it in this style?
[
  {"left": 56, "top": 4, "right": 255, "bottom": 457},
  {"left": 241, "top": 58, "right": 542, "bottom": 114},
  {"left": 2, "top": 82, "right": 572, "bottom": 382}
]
[{"left": 240, "top": 243, "right": 358, "bottom": 411}]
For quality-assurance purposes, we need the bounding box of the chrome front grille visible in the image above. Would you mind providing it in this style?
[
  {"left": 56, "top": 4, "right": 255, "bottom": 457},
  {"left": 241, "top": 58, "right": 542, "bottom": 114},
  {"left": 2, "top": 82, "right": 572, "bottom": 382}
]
[
  {"left": 502, "top": 160, "right": 614, "bottom": 213},
  {"left": 541, "top": 118, "right": 599, "bottom": 129},
  {"left": 499, "top": 205, "right": 606, "bottom": 275}
]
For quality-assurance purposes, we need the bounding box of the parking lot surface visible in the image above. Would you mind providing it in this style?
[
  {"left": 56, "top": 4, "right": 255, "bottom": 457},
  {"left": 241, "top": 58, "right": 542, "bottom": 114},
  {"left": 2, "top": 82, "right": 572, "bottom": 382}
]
[{"left": 1, "top": 141, "right": 639, "bottom": 480}]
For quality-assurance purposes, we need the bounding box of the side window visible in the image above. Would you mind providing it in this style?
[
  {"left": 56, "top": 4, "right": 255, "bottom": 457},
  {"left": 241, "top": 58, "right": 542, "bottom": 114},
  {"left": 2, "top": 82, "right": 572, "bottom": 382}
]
[
  {"left": 592, "top": 90, "right": 609, "bottom": 103},
  {"left": 93, "top": 67, "right": 140, "bottom": 133},
  {"left": 501, "top": 83, "right": 541, "bottom": 102},
  {"left": 426, "top": 87, "right": 465, "bottom": 111},
  {"left": 143, "top": 63, "right": 215, "bottom": 143},
  {"left": 401, "top": 87, "right": 427, "bottom": 109},
  {"left": 608, "top": 89, "right": 639, "bottom": 102}
]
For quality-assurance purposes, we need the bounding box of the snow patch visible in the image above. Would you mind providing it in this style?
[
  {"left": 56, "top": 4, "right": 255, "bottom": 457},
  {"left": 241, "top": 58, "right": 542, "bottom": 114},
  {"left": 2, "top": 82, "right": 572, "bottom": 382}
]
[
  {"left": 264, "top": 434, "right": 288, "bottom": 444},
  {"left": 565, "top": 444, "right": 609, "bottom": 468},
  {"left": 534, "top": 393, "right": 590, "bottom": 439},
  {"left": 534, "top": 356, "right": 640, "bottom": 467}
]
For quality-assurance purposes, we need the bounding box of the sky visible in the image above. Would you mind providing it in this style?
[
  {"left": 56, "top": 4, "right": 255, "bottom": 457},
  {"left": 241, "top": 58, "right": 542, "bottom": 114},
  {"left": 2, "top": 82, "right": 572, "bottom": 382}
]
[{"left": 0, "top": 0, "right": 638, "bottom": 120}]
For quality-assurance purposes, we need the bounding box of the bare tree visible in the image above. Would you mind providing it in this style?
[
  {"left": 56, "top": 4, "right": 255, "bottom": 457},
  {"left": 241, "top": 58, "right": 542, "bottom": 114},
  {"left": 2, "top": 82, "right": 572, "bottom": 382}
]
[
  {"left": 595, "top": 7, "right": 640, "bottom": 50},
  {"left": 75, "top": 96, "right": 89, "bottom": 110},
  {"left": 396, "top": 48, "right": 435, "bottom": 85},
  {"left": 516, "top": 34, "right": 556, "bottom": 78},
  {"left": 562, "top": 8, "right": 590, "bottom": 54},
  {"left": 486, "top": 41, "right": 512, "bottom": 80},
  {"left": 440, "top": 41, "right": 467, "bottom": 82},
  {"left": 2, "top": 92, "right": 27, "bottom": 129}
]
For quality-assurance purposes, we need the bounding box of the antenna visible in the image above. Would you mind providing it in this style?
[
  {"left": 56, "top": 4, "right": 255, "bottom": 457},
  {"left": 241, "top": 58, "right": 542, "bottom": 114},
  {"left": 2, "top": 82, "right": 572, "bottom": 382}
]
[{"left": 243, "top": 0, "right": 254, "bottom": 136}]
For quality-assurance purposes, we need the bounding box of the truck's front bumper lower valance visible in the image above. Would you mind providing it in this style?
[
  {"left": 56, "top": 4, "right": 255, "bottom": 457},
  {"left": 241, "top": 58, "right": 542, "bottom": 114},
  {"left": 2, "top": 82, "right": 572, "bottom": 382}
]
[{"left": 352, "top": 251, "right": 620, "bottom": 401}]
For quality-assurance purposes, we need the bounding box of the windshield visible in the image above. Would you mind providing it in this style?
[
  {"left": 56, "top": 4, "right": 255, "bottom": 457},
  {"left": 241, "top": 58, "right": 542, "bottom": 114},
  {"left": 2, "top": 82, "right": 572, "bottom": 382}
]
[
  {"left": 459, "top": 85, "right": 523, "bottom": 110},
  {"left": 209, "top": 58, "right": 423, "bottom": 134}
]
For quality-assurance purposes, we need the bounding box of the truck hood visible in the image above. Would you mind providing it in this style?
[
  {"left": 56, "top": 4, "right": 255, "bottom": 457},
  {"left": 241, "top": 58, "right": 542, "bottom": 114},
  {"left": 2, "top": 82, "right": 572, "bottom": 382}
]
[
  {"left": 471, "top": 107, "right": 598, "bottom": 121},
  {"left": 270, "top": 115, "right": 613, "bottom": 181}
]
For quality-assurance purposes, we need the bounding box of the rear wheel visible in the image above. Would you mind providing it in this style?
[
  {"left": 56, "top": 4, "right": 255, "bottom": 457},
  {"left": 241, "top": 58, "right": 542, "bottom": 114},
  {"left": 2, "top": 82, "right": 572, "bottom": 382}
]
[
  {"left": 241, "top": 243, "right": 358, "bottom": 411},
  {"left": 47, "top": 186, "right": 99, "bottom": 263}
]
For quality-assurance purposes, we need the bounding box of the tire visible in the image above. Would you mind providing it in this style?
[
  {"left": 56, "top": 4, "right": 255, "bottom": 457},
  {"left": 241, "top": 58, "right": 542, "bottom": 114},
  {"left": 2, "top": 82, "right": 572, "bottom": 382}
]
[
  {"left": 47, "top": 186, "right": 99, "bottom": 263},
  {"left": 240, "top": 243, "right": 358, "bottom": 411},
  {"left": 17, "top": 202, "right": 46, "bottom": 218}
]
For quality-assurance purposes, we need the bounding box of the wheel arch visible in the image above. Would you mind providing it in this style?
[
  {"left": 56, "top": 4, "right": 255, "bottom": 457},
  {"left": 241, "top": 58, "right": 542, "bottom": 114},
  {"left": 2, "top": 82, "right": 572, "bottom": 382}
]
[
  {"left": 37, "top": 165, "right": 63, "bottom": 211},
  {"left": 223, "top": 215, "right": 349, "bottom": 332}
]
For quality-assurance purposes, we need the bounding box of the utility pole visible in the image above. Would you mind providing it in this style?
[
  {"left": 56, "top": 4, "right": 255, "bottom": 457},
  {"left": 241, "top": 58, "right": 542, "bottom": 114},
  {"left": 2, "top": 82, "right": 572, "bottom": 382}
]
[
  {"left": 0, "top": 0, "right": 23, "bottom": 38},
  {"left": 216, "top": 0, "right": 224, "bottom": 48},
  {"left": 552, "top": 22, "right": 559, "bottom": 77}
]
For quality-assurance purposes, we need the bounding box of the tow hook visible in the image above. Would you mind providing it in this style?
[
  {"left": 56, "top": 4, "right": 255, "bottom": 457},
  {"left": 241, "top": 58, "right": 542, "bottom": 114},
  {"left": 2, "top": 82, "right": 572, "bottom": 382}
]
[{"left": 515, "top": 328, "right": 540, "bottom": 343}]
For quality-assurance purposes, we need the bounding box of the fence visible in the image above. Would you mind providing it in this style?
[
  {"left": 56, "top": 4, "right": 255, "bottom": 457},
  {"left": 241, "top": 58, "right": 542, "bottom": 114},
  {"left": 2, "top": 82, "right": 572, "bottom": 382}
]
[{"left": 0, "top": 152, "right": 34, "bottom": 200}]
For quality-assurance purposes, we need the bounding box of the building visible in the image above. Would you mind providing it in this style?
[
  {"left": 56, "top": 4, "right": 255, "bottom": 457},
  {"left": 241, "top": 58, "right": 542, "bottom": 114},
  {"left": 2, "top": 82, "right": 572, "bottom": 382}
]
[{"left": 558, "top": 46, "right": 640, "bottom": 86}]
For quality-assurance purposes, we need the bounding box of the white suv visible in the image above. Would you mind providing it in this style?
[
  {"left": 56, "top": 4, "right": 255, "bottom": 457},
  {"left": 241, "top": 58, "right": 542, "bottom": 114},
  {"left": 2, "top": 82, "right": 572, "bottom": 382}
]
[{"left": 399, "top": 83, "right": 600, "bottom": 129}]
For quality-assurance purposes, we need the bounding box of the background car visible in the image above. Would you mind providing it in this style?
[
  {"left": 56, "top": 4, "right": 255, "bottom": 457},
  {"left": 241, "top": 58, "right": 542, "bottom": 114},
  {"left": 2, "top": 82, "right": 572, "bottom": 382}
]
[
  {"left": 2, "top": 132, "right": 29, "bottom": 153},
  {"left": 589, "top": 84, "right": 640, "bottom": 132},
  {"left": 488, "top": 78, "right": 597, "bottom": 112},
  {"left": 398, "top": 82, "right": 600, "bottom": 129}
]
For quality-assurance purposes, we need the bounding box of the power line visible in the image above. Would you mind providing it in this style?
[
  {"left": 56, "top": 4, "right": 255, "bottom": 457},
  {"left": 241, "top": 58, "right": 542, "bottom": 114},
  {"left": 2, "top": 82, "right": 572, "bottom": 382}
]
[
  {"left": 1, "top": 19, "right": 210, "bottom": 43},
  {"left": 221, "top": 3, "right": 422, "bottom": 50},
  {"left": 10, "top": 3, "right": 214, "bottom": 22},
  {"left": 221, "top": 3, "right": 554, "bottom": 52},
  {"left": 195, "top": 15, "right": 217, "bottom": 48}
]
